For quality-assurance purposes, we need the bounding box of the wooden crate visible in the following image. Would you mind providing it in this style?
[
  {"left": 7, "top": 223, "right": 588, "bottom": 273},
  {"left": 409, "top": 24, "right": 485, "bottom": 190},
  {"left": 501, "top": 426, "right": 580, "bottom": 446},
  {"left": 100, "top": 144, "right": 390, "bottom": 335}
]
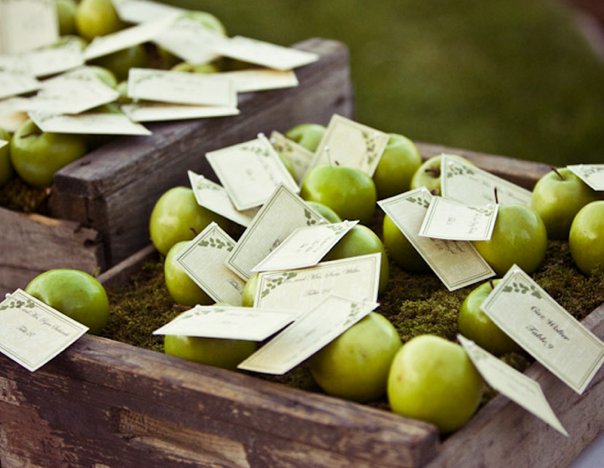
[
  {"left": 0, "top": 38, "right": 353, "bottom": 294},
  {"left": 1, "top": 149, "right": 602, "bottom": 468}
]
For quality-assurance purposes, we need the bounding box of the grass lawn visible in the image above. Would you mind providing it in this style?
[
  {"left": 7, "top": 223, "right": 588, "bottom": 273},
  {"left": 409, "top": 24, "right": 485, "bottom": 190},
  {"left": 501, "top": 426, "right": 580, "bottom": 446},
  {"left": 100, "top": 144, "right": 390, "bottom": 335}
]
[{"left": 165, "top": 0, "right": 604, "bottom": 166}]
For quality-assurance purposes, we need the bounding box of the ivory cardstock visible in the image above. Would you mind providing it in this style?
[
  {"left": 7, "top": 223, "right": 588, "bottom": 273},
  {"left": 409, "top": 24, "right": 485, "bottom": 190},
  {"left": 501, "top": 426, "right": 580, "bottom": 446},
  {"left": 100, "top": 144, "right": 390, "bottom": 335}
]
[
  {"left": 481, "top": 266, "right": 604, "bottom": 394},
  {"left": 111, "top": 0, "right": 185, "bottom": 24},
  {"left": 225, "top": 185, "right": 326, "bottom": 281},
  {"left": 568, "top": 164, "right": 604, "bottom": 191},
  {"left": 0, "top": 0, "right": 58, "bottom": 55},
  {"left": 19, "top": 41, "right": 84, "bottom": 78},
  {"left": 440, "top": 155, "right": 532, "bottom": 206},
  {"left": 29, "top": 110, "right": 151, "bottom": 136},
  {"left": 218, "top": 69, "right": 298, "bottom": 93},
  {"left": 121, "top": 102, "right": 239, "bottom": 122},
  {"left": 0, "top": 140, "right": 8, "bottom": 150},
  {"left": 378, "top": 188, "right": 495, "bottom": 291},
  {"left": 0, "top": 289, "right": 88, "bottom": 372},
  {"left": 0, "top": 70, "right": 40, "bottom": 100},
  {"left": 238, "top": 295, "right": 379, "bottom": 374},
  {"left": 270, "top": 131, "right": 314, "bottom": 185}
]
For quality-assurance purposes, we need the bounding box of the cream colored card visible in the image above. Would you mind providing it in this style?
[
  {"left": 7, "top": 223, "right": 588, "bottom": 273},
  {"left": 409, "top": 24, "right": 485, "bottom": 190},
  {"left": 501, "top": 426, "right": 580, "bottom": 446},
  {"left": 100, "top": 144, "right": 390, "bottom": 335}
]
[
  {"left": 121, "top": 101, "right": 239, "bottom": 122},
  {"left": 0, "top": 99, "right": 28, "bottom": 131},
  {"left": 175, "top": 223, "right": 246, "bottom": 306},
  {"left": 188, "top": 171, "right": 258, "bottom": 227},
  {"left": 0, "top": 0, "right": 58, "bottom": 55},
  {"left": 458, "top": 335, "right": 568, "bottom": 436},
  {"left": 252, "top": 220, "right": 358, "bottom": 272},
  {"left": 0, "top": 289, "right": 88, "bottom": 372},
  {"left": 84, "top": 15, "right": 177, "bottom": 61},
  {"left": 12, "top": 67, "right": 119, "bottom": 114},
  {"left": 206, "top": 135, "right": 300, "bottom": 211},
  {"left": 0, "top": 140, "right": 7, "bottom": 149},
  {"left": 308, "top": 114, "right": 389, "bottom": 177},
  {"left": 419, "top": 197, "right": 499, "bottom": 241},
  {"left": 152, "top": 304, "right": 295, "bottom": 341},
  {"left": 254, "top": 254, "right": 382, "bottom": 317},
  {"left": 127, "top": 68, "right": 236, "bottom": 107},
  {"left": 378, "top": 188, "right": 495, "bottom": 291},
  {"left": 568, "top": 164, "right": 604, "bottom": 191},
  {"left": 0, "top": 70, "right": 41, "bottom": 99},
  {"left": 213, "top": 35, "right": 319, "bottom": 71},
  {"left": 22, "top": 41, "right": 84, "bottom": 77},
  {"left": 217, "top": 69, "right": 298, "bottom": 93},
  {"left": 481, "top": 266, "right": 604, "bottom": 394},
  {"left": 270, "top": 130, "right": 314, "bottom": 185},
  {"left": 441, "top": 155, "right": 532, "bottom": 206},
  {"left": 225, "top": 185, "right": 326, "bottom": 281},
  {"left": 29, "top": 110, "right": 151, "bottom": 136},
  {"left": 111, "top": 0, "right": 185, "bottom": 24},
  {"left": 238, "top": 295, "right": 379, "bottom": 374}
]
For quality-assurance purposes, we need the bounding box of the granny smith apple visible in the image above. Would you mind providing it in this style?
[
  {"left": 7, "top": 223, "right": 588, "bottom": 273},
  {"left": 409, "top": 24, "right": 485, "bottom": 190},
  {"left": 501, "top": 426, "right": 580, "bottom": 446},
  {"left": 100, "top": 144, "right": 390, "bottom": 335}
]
[
  {"left": 305, "top": 201, "right": 342, "bottom": 224},
  {"left": 56, "top": 0, "right": 78, "bottom": 36},
  {"left": 164, "top": 241, "right": 213, "bottom": 307},
  {"left": 86, "top": 65, "right": 118, "bottom": 88},
  {"left": 531, "top": 167, "right": 601, "bottom": 240},
  {"left": 54, "top": 34, "right": 88, "bottom": 51},
  {"left": 373, "top": 133, "right": 422, "bottom": 199},
  {"left": 285, "top": 123, "right": 326, "bottom": 153},
  {"left": 473, "top": 204, "right": 547, "bottom": 276},
  {"left": 323, "top": 224, "right": 389, "bottom": 293},
  {"left": 0, "top": 127, "right": 13, "bottom": 187},
  {"left": 91, "top": 44, "right": 148, "bottom": 81},
  {"left": 116, "top": 81, "right": 131, "bottom": 104},
  {"left": 382, "top": 214, "right": 430, "bottom": 273},
  {"left": 181, "top": 11, "right": 227, "bottom": 35},
  {"left": 25, "top": 269, "right": 110, "bottom": 335},
  {"left": 301, "top": 164, "right": 377, "bottom": 225},
  {"left": 10, "top": 119, "right": 87, "bottom": 188},
  {"left": 458, "top": 280, "right": 523, "bottom": 356},
  {"left": 410, "top": 154, "right": 474, "bottom": 195},
  {"left": 308, "top": 312, "right": 402, "bottom": 402},
  {"left": 75, "top": 0, "right": 126, "bottom": 41},
  {"left": 171, "top": 62, "right": 221, "bottom": 74},
  {"left": 149, "top": 186, "right": 231, "bottom": 256},
  {"left": 241, "top": 272, "right": 258, "bottom": 307},
  {"left": 569, "top": 200, "right": 604, "bottom": 275},
  {"left": 388, "top": 334, "right": 484, "bottom": 434}
]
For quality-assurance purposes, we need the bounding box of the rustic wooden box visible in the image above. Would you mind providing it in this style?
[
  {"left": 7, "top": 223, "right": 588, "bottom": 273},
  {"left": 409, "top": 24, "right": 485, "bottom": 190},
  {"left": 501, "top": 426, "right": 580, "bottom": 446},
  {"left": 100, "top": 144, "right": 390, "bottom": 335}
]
[
  {"left": 0, "top": 38, "right": 353, "bottom": 294},
  {"left": 1, "top": 149, "right": 602, "bottom": 468}
]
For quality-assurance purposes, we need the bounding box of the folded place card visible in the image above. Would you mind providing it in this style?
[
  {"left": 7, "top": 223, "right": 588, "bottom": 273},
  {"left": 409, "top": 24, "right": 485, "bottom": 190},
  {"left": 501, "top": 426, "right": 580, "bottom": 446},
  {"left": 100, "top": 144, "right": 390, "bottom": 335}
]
[
  {"left": 254, "top": 254, "right": 382, "bottom": 317},
  {"left": 0, "top": 140, "right": 8, "bottom": 149},
  {"left": 128, "top": 68, "right": 236, "bottom": 107},
  {"left": 251, "top": 220, "right": 358, "bottom": 272},
  {"left": 22, "top": 41, "right": 84, "bottom": 78},
  {"left": 175, "top": 223, "right": 246, "bottom": 306},
  {"left": 458, "top": 335, "right": 567, "bottom": 436},
  {"left": 378, "top": 188, "right": 495, "bottom": 291},
  {"left": 0, "top": 0, "right": 58, "bottom": 55},
  {"left": 206, "top": 134, "right": 300, "bottom": 211},
  {"left": 441, "top": 154, "right": 532, "bottom": 206},
  {"left": 217, "top": 69, "right": 298, "bottom": 93},
  {"left": 111, "top": 0, "right": 185, "bottom": 24},
  {"left": 481, "top": 265, "right": 604, "bottom": 394},
  {"left": 153, "top": 304, "right": 295, "bottom": 341},
  {"left": 0, "top": 289, "right": 88, "bottom": 372},
  {"left": 238, "top": 295, "right": 379, "bottom": 374},
  {"left": 419, "top": 197, "right": 499, "bottom": 241},
  {"left": 188, "top": 171, "right": 258, "bottom": 227},
  {"left": 568, "top": 164, "right": 604, "bottom": 191},
  {"left": 225, "top": 185, "right": 326, "bottom": 281},
  {"left": 307, "top": 114, "right": 389, "bottom": 177},
  {"left": 121, "top": 101, "right": 239, "bottom": 122},
  {"left": 29, "top": 109, "right": 151, "bottom": 136},
  {"left": 270, "top": 130, "right": 314, "bottom": 185},
  {"left": 0, "top": 70, "right": 41, "bottom": 100}
]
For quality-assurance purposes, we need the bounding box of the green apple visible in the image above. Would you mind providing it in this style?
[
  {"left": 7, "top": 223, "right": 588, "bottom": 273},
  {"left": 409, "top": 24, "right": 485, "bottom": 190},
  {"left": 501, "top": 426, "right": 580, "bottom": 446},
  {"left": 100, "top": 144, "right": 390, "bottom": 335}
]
[
  {"left": 25, "top": 269, "right": 109, "bottom": 335},
  {"left": 305, "top": 201, "right": 342, "bottom": 224},
  {"left": 458, "top": 280, "right": 523, "bottom": 356},
  {"left": 75, "top": 0, "right": 126, "bottom": 41},
  {"left": 382, "top": 214, "right": 430, "bottom": 273},
  {"left": 91, "top": 44, "right": 148, "bottom": 81},
  {"left": 53, "top": 34, "right": 88, "bottom": 51},
  {"left": 373, "top": 134, "right": 422, "bottom": 199},
  {"left": 308, "top": 312, "right": 402, "bottom": 402},
  {"left": 531, "top": 167, "right": 601, "bottom": 240},
  {"left": 301, "top": 164, "right": 377, "bottom": 225},
  {"left": 10, "top": 119, "right": 87, "bottom": 188},
  {"left": 388, "top": 334, "right": 484, "bottom": 434},
  {"left": 56, "top": 0, "right": 78, "bottom": 36},
  {"left": 285, "top": 123, "right": 326, "bottom": 153},
  {"left": 277, "top": 151, "right": 296, "bottom": 179},
  {"left": 149, "top": 186, "right": 231, "bottom": 256},
  {"left": 86, "top": 65, "right": 118, "bottom": 88},
  {"left": 324, "top": 224, "right": 389, "bottom": 293},
  {"left": 569, "top": 200, "right": 604, "bottom": 275},
  {"left": 410, "top": 154, "right": 474, "bottom": 195},
  {"left": 164, "top": 241, "right": 213, "bottom": 307},
  {"left": 241, "top": 272, "right": 258, "bottom": 307},
  {"left": 0, "top": 127, "right": 13, "bottom": 187},
  {"left": 473, "top": 204, "right": 547, "bottom": 276},
  {"left": 180, "top": 11, "right": 227, "bottom": 36},
  {"left": 170, "top": 62, "right": 221, "bottom": 74},
  {"left": 116, "top": 81, "right": 132, "bottom": 104}
]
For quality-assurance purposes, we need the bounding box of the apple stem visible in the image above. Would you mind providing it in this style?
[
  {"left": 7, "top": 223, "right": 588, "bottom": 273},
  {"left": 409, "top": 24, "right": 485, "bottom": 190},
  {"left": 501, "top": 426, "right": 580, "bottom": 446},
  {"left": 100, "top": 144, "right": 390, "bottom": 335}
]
[
  {"left": 19, "top": 132, "right": 38, "bottom": 139},
  {"left": 550, "top": 166, "right": 564, "bottom": 180},
  {"left": 425, "top": 167, "right": 440, "bottom": 177},
  {"left": 189, "top": 227, "right": 199, "bottom": 236},
  {"left": 493, "top": 187, "right": 499, "bottom": 204},
  {"left": 489, "top": 279, "right": 495, "bottom": 290}
]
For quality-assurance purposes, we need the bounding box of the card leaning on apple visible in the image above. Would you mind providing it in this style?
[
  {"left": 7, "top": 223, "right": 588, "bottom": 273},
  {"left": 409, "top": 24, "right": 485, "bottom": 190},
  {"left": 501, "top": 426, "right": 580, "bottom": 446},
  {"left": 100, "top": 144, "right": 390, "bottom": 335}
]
[{"left": 568, "top": 164, "right": 604, "bottom": 191}]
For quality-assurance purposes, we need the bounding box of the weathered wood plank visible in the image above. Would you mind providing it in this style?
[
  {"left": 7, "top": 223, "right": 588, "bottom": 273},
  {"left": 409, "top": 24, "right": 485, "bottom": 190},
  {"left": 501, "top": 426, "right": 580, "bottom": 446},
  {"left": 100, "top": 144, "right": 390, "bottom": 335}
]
[{"left": 0, "top": 207, "right": 105, "bottom": 294}]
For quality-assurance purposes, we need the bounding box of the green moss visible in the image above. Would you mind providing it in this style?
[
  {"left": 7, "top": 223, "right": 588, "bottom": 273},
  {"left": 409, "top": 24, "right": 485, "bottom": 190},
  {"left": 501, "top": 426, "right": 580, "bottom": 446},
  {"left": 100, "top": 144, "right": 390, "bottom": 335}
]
[{"left": 0, "top": 178, "right": 51, "bottom": 214}]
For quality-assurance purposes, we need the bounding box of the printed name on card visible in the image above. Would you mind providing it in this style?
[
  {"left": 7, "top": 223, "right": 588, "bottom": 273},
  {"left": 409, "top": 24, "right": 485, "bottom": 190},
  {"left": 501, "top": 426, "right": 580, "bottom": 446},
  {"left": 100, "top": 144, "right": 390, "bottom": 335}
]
[
  {"left": 270, "top": 130, "right": 314, "bottom": 185},
  {"left": 440, "top": 154, "right": 532, "bottom": 206},
  {"left": 238, "top": 295, "right": 379, "bottom": 374},
  {"left": 0, "top": 290, "right": 88, "bottom": 372},
  {"left": 481, "top": 265, "right": 604, "bottom": 394},
  {"left": 567, "top": 164, "right": 604, "bottom": 191},
  {"left": 121, "top": 101, "right": 239, "bottom": 122},
  {"left": 30, "top": 109, "right": 151, "bottom": 136},
  {"left": 378, "top": 188, "right": 495, "bottom": 291}
]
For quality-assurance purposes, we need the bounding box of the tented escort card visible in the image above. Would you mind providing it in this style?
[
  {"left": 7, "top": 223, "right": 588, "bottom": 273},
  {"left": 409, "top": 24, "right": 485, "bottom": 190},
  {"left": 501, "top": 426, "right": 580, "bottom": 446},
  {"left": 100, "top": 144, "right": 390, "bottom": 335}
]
[
  {"left": 29, "top": 109, "right": 151, "bottom": 136},
  {"left": 121, "top": 101, "right": 239, "bottom": 122},
  {"left": 216, "top": 69, "right": 298, "bottom": 93},
  {"left": 112, "top": 0, "right": 185, "bottom": 24},
  {"left": 568, "top": 164, "right": 604, "bottom": 191},
  {"left": 21, "top": 41, "right": 84, "bottom": 78}
]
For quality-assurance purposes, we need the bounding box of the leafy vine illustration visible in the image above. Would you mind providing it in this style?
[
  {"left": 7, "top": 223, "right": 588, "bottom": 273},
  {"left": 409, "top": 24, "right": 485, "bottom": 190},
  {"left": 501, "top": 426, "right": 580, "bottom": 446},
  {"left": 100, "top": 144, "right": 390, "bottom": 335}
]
[
  {"left": 324, "top": 223, "right": 348, "bottom": 236},
  {"left": 581, "top": 166, "right": 604, "bottom": 177},
  {"left": 260, "top": 272, "right": 298, "bottom": 298},
  {"left": 131, "top": 71, "right": 164, "bottom": 86},
  {"left": 240, "top": 143, "right": 271, "bottom": 158},
  {"left": 199, "top": 236, "right": 234, "bottom": 252},
  {"left": 502, "top": 281, "right": 542, "bottom": 299},
  {"left": 362, "top": 130, "right": 380, "bottom": 166},
  {"left": 271, "top": 139, "right": 293, "bottom": 155},
  {"left": 195, "top": 180, "right": 221, "bottom": 192},
  {"left": 305, "top": 208, "right": 318, "bottom": 226},
  {"left": 466, "top": 206, "right": 495, "bottom": 217},
  {"left": 405, "top": 195, "right": 430, "bottom": 209},
  {"left": 0, "top": 298, "right": 35, "bottom": 311},
  {"left": 181, "top": 307, "right": 226, "bottom": 320},
  {"left": 343, "top": 302, "right": 364, "bottom": 327},
  {"left": 446, "top": 163, "right": 475, "bottom": 179}
]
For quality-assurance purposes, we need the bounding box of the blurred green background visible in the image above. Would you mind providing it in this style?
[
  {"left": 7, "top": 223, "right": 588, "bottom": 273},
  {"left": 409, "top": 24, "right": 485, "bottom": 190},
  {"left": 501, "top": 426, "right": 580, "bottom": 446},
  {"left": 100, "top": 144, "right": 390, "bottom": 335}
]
[{"left": 164, "top": 0, "right": 604, "bottom": 166}]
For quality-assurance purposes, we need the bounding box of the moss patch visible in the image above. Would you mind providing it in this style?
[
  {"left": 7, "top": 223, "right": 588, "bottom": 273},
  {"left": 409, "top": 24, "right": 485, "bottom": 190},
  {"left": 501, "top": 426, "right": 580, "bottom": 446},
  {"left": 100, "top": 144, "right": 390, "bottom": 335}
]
[{"left": 0, "top": 178, "right": 50, "bottom": 214}]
